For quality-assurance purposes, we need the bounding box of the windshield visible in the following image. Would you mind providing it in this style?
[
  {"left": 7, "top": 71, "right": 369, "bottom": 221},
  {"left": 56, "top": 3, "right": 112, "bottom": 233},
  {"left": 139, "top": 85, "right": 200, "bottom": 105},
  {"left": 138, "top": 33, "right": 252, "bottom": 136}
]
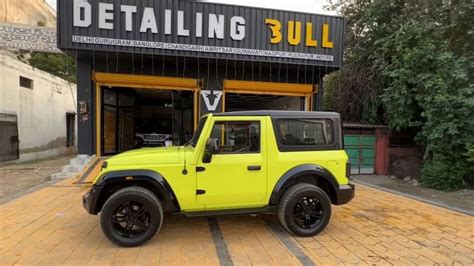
[{"left": 187, "top": 116, "right": 208, "bottom": 147}]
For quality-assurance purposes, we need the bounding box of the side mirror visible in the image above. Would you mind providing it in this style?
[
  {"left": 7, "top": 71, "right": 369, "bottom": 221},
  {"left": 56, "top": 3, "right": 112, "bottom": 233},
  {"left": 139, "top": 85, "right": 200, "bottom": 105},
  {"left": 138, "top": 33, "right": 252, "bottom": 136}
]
[{"left": 203, "top": 138, "right": 219, "bottom": 163}]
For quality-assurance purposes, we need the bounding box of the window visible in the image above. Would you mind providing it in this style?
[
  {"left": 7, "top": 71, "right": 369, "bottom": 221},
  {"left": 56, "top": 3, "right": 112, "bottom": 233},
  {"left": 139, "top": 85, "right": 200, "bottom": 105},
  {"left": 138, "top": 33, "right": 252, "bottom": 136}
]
[
  {"left": 277, "top": 119, "right": 334, "bottom": 146},
  {"left": 104, "top": 89, "right": 117, "bottom": 105},
  {"left": 210, "top": 121, "right": 260, "bottom": 154},
  {"left": 118, "top": 93, "right": 135, "bottom": 107},
  {"left": 19, "top": 76, "right": 33, "bottom": 89}
]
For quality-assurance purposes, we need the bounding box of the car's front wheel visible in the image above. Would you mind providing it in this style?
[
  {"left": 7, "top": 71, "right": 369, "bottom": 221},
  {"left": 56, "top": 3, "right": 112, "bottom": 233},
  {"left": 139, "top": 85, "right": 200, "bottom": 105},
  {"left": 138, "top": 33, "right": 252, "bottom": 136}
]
[
  {"left": 100, "top": 186, "right": 163, "bottom": 247},
  {"left": 278, "top": 183, "right": 331, "bottom": 237}
]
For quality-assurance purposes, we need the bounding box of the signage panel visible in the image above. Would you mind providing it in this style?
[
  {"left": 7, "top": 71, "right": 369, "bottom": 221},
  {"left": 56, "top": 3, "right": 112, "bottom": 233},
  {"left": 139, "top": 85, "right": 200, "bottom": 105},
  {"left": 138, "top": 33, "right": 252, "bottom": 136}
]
[
  {"left": 0, "top": 22, "right": 60, "bottom": 53},
  {"left": 58, "top": 0, "right": 344, "bottom": 67}
]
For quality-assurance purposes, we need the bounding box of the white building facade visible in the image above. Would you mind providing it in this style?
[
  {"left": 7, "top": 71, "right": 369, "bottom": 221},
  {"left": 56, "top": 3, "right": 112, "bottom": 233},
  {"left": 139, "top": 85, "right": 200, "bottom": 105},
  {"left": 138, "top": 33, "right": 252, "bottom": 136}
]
[{"left": 0, "top": 51, "right": 77, "bottom": 162}]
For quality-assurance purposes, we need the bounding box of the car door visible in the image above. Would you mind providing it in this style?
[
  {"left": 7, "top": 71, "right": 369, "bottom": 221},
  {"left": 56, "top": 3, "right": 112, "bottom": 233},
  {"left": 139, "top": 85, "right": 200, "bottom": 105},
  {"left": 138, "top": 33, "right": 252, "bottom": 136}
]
[{"left": 196, "top": 117, "right": 267, "bottom": 209}]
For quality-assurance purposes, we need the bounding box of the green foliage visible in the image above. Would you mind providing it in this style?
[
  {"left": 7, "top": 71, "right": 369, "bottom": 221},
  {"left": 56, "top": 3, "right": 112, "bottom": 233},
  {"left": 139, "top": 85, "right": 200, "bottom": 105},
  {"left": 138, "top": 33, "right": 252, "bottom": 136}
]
[
  {"left": 28, "top": 52, "right": 76, "bottom": 83},
  {"left": 326, "top": 0, "right": 474, "bottom": 190},
  {"left": 421, "top": 160, "right": 466, "bottom": 191},
  {"left": 467, "top": 144, "right": 474, "bottom": 162}
]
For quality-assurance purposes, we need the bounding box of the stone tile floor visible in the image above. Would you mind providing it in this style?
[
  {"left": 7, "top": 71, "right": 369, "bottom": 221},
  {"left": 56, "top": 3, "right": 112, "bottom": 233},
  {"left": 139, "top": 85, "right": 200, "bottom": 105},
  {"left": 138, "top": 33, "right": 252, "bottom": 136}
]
[
  {"left": 0, "top": 180, "right": 472, "bottom": 265},
  {"left": 354, "top": 175, "right": 474, "bottom": 214}
]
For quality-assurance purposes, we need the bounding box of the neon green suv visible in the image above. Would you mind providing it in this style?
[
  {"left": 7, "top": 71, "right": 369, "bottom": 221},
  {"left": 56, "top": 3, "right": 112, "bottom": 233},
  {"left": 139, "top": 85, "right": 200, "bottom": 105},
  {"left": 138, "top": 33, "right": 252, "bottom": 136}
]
[{"left": 83, "top": 111, "right": 354, "bottom": 247}]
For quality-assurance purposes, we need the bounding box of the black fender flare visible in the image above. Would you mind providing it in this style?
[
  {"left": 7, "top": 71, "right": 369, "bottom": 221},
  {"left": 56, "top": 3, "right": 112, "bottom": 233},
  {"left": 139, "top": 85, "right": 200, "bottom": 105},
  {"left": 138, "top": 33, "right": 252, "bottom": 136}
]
[
  {"left": 269, "top": 164, "right": 339, "bottom": 205},
  {"left": 96, "top": 170, "right": 180, "bottom": 212}
]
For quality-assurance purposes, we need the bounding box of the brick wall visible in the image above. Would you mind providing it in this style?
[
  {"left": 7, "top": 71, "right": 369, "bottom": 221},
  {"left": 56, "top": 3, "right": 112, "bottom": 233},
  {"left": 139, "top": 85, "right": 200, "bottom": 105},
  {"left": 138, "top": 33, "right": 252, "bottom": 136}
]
[{"left": 388, "top": 146, "right": 423, "bottom": 178}]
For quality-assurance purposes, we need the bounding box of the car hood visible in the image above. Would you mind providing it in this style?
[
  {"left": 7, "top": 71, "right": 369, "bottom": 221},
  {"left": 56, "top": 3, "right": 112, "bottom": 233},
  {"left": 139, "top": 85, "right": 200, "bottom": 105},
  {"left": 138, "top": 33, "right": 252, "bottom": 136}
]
[{"left": 105, "top": 146, "right": 186, "bottom": 166}]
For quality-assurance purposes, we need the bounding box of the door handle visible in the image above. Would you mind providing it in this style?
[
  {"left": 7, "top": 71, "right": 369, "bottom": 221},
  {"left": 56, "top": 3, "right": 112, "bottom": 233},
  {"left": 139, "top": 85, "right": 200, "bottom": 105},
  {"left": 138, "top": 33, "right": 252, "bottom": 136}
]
[{"left": 247, "top": 165, "right": 261, "bottom": 171}]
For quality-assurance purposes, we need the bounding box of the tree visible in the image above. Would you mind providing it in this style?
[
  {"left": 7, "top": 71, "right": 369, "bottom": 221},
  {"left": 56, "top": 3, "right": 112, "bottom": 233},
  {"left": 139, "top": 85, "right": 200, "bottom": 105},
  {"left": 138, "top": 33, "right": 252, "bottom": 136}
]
[
  {"left": 325, "top": 0, "right": 474, "bottom": 190},
  {"left": 28, "top": 52, "right": 76, "bottom": 83}
]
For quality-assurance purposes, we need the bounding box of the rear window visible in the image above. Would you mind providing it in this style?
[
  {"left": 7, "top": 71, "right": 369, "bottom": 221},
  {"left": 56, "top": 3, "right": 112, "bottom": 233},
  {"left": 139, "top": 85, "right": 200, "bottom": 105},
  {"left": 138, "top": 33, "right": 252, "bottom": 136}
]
[{"left": 276, "top": 119, "right": 334, "bottom": 146}]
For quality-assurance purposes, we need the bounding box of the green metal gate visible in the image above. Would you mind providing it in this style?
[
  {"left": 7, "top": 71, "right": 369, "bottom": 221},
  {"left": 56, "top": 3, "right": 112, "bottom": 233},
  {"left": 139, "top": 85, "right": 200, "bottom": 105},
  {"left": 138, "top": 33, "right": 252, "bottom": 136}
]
[{"left": 344, "top": 132, "right": 376, "bottom": 174}]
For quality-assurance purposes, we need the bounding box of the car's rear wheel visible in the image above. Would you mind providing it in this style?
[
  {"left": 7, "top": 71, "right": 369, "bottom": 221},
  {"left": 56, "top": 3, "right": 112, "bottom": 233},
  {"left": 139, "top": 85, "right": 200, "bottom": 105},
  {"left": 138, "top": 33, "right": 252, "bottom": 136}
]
[
  {"left": 278, "top": 183, "right": 331, "bottom": 237},
  {"left": 100, "top": 186, "right": 163, "bottom": 247}
]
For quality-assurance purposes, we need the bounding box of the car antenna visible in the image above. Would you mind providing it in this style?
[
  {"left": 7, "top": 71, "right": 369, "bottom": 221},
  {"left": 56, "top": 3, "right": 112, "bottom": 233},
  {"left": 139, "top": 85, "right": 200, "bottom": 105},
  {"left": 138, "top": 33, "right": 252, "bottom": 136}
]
[{"left": 182, "top": 144, "right": 188, "bottom": 175}]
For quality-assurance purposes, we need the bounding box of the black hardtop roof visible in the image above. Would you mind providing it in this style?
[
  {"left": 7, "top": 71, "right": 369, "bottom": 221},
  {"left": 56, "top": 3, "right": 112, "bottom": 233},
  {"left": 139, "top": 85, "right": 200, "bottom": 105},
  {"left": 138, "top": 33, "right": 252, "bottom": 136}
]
[{"left": 213, "top": 111, "right": 340, "bottom": 118}]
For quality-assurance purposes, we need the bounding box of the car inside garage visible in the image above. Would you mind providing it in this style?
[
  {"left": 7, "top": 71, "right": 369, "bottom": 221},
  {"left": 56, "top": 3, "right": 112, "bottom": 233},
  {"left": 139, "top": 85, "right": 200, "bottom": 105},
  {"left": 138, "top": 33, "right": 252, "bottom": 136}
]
[{"left": 101, "top": 87, "right": 194, "bottom": 155}]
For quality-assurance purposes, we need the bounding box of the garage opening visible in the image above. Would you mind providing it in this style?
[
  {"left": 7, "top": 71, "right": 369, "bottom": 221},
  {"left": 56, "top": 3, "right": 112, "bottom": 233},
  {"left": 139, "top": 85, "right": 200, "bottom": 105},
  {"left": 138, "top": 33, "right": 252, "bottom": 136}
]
[
  {"left": 225, "top": 93, "right": 307, "bottom": 112},
  {"left": 223, "top": 80, "right": 314, "bottom": 112},
  {"left": 101, "top": 87, "right": 194, "bottom": 155}
]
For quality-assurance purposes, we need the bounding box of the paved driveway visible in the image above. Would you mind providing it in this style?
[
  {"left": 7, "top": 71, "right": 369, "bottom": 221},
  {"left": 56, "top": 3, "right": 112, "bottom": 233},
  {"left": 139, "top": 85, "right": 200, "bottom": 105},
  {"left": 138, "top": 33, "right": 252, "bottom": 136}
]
[{"left": 0, "top": 180, "right": 472, "bottom": 265}]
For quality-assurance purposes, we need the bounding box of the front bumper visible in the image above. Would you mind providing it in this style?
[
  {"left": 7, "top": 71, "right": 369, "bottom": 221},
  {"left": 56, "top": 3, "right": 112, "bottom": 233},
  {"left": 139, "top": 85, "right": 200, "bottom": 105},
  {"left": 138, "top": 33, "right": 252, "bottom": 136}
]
[
  {"left": 82, "top": 185, "right": 102, "bottom": 215},
  {"left": 334, "top": 183, "right": 355, "bottom": 205}
]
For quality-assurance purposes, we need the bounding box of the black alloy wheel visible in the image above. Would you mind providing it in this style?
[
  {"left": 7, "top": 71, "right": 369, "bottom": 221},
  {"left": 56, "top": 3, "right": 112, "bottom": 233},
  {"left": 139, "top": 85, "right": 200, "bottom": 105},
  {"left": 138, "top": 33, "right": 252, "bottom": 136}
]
[
  {"left": 292, "top": 196, "right": 323, "bottom": 229},
  {"left": 278, "top": 183, "right": 331, "bottom": 237},
  {"left": 100, "top": 186, "right": 163, "bottom": 247},
  {"left": 112, "top": 201, "right": 151, "bottom": 239}
]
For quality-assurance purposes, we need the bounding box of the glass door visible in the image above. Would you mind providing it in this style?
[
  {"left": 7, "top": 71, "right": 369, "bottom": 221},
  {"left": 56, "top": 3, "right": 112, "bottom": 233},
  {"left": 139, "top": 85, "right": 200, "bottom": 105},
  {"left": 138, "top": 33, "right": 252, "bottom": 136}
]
[
  {"left": 171, "top": 91, "right": 194, "bottom": 145},
  {"left": 118, "top": 108, "right": 134, "bottom": 152},
  {"left": 103, "top": 90, "right": 118, "bottom": 155},
  {"left": 102, "top": 88, "right": 135, "bottom": 155}
]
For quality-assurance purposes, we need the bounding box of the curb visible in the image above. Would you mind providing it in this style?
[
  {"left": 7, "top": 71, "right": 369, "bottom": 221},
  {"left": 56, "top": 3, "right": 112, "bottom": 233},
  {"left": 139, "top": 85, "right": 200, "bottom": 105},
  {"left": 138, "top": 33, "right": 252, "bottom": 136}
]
[{"left": 353, "top": 180, "right": 474, "bottom": 216}]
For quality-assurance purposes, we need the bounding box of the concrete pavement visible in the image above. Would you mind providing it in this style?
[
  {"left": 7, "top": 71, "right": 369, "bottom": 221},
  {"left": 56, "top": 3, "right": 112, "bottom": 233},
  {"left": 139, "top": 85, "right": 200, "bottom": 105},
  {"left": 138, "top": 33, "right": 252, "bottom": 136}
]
[{"left": 0, "top": 180, "right": 472, "bottom": 265}]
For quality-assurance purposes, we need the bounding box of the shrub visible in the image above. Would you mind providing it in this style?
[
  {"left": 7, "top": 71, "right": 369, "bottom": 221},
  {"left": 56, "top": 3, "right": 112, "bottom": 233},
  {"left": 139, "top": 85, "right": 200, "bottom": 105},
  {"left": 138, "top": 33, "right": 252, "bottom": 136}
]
[{"left": 421, "top": 160, "right": 466, "bottom": 190}]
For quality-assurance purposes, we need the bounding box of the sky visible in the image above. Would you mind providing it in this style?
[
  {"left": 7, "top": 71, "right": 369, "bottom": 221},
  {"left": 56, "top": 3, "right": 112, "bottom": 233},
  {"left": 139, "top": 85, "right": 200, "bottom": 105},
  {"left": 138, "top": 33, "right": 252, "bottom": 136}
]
[{"left": 45, "top": 0, "right": 336, "bottom": 15}]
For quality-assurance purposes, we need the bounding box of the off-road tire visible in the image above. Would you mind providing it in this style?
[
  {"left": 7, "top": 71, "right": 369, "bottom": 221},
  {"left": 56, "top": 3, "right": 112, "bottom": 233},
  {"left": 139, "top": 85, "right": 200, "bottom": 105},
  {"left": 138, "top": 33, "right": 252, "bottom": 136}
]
[
  {"left": 100, "top": 186, "right": 163, "bottom": 247},
  {"left": 278, "top": 183, "right": 331, "bottom": 237}
]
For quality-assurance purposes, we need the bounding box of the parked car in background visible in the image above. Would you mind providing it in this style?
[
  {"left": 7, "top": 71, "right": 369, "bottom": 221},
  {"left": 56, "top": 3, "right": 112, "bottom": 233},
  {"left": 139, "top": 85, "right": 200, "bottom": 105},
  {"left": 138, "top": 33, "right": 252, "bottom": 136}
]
[{"left": 135, "top": 133, "right": 172, "bottom": 147}]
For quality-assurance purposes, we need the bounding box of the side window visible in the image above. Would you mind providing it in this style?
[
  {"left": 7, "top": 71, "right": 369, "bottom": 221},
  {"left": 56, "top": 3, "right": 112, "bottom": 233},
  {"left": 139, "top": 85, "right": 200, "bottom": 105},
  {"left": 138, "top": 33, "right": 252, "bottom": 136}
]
[
  {"left": 210, "top": 121, "right": 260, "bottom": 154},
  {"left": 277, "top": 119, "right": 334, "bottom": 146}
]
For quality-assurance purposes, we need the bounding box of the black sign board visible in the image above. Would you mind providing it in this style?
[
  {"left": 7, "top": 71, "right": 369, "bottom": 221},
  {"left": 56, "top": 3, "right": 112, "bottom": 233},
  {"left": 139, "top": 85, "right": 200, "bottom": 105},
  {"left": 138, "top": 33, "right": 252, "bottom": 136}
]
[{"left": 58, "top": 0, "right": 344, "bottom": 67}]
